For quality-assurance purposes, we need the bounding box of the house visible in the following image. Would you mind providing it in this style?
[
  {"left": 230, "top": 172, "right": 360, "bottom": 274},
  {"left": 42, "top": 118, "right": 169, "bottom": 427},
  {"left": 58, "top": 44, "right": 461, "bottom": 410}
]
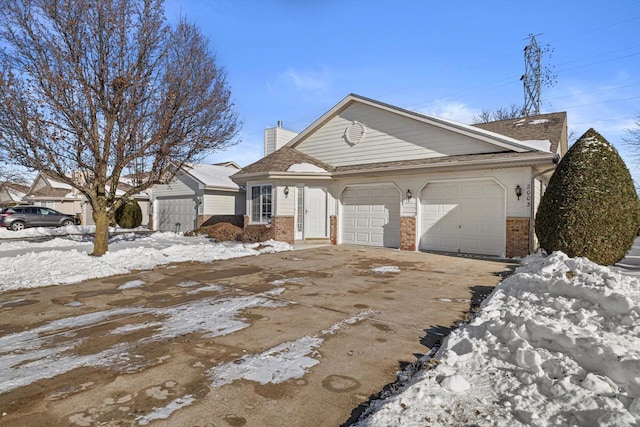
[
  {"left": 24, "top": 172, "right": 150, "bottom": 226},
  {"left": 231, "top": 94, "right": 567, "bottom": 258},
  {"left": 24, "top": 172, "right": 83, "bottom": 217},
  {"left": 150, "top": 163, "right": 245, "bottom": 233},
  {"left": 0, "top": 182, "right": 30, "bottom": 207}
]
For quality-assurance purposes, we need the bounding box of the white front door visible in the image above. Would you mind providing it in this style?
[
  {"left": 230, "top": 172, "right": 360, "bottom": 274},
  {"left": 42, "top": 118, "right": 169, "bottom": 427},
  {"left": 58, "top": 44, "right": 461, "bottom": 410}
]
[{"left": 304, "top": 187, "right": 327, "bottom": 238}]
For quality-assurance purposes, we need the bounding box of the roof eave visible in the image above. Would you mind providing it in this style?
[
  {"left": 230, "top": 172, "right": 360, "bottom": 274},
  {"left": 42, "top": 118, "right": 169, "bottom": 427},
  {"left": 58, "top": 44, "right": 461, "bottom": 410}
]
[
  {"left": 203, "top": 185, "right": 243, "bottom": 192},
  {"left": 231, "top": 171, "right": 333, "bottom": 184},
  {"left": 332, "top": 154, "right": 557, "bottom": 177}
]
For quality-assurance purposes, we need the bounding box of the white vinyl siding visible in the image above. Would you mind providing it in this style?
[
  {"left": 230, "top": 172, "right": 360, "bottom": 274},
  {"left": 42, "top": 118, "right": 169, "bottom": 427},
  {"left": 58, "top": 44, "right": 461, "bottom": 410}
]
[
  {"left": 296, "top": 103, "right": 503, "bottom": 167},
  {"left": 202, "top": 191, "right": 244, "bottom": 215}
]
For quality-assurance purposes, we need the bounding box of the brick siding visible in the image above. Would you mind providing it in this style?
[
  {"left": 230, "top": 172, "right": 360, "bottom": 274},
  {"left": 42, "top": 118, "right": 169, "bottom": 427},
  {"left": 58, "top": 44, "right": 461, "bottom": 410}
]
[
  {"left": 506, "top": 217, "right": 530, "bottom": 258},
  {"left": 400, "top": 216, "right": 417, "bottom": 251},
  {"left": 330, "top": 215, "right": 338, "bottom": 245},
  {"left": 272, "top": 216, "right": 295, "bottom": 245}
]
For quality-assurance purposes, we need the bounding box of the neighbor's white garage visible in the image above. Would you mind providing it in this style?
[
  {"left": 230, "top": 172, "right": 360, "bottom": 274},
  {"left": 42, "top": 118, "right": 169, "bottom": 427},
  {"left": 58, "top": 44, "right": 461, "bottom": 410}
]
[
  {"left": 420, "top": 179, "right": 505, "bottom": 256},
  {"left": 341, "top": 185, "right": 401, "bottom": 248},
  {"left": 155, "top": 197, "right": 198, "bottom": 233}
]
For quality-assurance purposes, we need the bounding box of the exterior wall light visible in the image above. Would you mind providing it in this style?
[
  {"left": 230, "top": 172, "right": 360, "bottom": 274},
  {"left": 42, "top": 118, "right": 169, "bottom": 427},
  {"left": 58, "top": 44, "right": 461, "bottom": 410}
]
[
  {"left": 515, "top": 185, "right": 522, "bottom": 200},
  {"left": 406, "top": 189, "right": 412, "bottom": 200},
  {"left": 284, "top": 186, "right": 290, "bottom": 197}
]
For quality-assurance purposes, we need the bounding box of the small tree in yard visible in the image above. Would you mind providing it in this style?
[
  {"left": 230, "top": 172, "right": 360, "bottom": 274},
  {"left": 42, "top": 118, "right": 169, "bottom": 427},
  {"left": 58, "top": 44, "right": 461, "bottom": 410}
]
[
  {"left": 0, "top": 0, "right": 240, "bottom": 255},
  {"left": 535, "top": 128, "right": 640, "bottom": 265}
]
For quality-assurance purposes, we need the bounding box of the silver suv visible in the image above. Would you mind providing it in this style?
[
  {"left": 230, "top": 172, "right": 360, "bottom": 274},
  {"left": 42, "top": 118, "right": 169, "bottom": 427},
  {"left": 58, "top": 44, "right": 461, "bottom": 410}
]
[{"left": 0, "top": 206, "right": 78, "bottom": 231}]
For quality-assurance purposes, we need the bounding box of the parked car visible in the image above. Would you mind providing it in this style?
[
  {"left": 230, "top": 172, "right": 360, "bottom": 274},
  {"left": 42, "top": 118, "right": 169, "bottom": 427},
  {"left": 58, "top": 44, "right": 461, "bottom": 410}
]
[{"left": 0, "top": 206, "right": 78, "bottom": 231}]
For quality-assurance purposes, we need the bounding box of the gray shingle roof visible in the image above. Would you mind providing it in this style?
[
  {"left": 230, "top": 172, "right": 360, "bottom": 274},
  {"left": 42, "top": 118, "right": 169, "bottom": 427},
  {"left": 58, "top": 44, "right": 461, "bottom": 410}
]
[
  {"left": 472, "top": 112, "right": 567, "bottom": 154},
  {"left": 234, "top": 108, "right": 566, "bottom": 177},
  {"left": 234, "top": 146, "right": 335, "bottom": 176}
]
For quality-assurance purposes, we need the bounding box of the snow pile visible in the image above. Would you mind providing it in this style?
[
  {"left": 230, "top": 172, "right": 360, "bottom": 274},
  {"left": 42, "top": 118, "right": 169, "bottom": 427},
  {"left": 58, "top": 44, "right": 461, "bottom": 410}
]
[
  {"left": 357, "top": 252, "right": 640, "bottom": 426},
  {"left": 0, "top": 235, "right": 291, "bottom": 292},
  {"left": 371, "top": 266, "right": 400, "bottom": 274}
]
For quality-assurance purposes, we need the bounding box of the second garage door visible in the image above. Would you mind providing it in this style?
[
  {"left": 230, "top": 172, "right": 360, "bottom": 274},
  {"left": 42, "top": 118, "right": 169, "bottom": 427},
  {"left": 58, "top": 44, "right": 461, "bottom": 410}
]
[
  {"left": 342, "top": 185, "right": 400, "bottom": 247},
  {"left": 155, "top": 197, "right": 198, "bottom": 233},
  {"left": 420, "top": 180, "right": 505, "bottom": 256}
]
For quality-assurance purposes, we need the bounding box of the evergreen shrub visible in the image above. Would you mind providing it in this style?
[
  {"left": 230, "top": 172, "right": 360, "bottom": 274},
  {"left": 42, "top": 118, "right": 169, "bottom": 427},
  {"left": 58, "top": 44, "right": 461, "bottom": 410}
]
[
  {"left": 535, "top": 128, "right": 640, "bottom": 265},
  {"left": 115, "top": 199, "right": 143, "bottom": 229}
]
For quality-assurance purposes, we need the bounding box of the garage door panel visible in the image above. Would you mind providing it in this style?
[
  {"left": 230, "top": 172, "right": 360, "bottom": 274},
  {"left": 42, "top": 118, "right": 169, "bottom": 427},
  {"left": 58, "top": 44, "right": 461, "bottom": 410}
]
[
  {"left": 356, "top": 218, "right": 370, "bottom": 227},
  {"left": 371, "top": 218, "right": 386, "bottom": 227},
  {"left": 420, "top": 180, "right": 505, "bottom": 256},
  {"left": 342, "top": 185, "right": 400, "bottom": 248},
  {"left": 156, "top": 197, "right": 197, "bottom": 232}
]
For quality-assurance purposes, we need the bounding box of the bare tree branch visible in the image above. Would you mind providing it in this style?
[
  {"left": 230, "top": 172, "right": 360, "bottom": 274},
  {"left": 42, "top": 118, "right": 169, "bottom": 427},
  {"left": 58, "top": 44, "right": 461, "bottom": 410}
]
[
  {"left": 472, "top": 103, "right": 523, "bottom": 124},
  {"left": 0, "top": 0, "right": 241, "bottom": 255}
]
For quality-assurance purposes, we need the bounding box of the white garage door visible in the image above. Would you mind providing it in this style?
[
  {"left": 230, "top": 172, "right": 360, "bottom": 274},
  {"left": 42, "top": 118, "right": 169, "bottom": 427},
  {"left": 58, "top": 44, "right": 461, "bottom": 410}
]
[
  {"left": 156, "top": 197, "right": 198, "bottom": 233},
  {"left": 420, "top": 180, "right": 505, "bottom": 256},
  {"left": 342, "top": 185, "right": 400, "bottom": 247}
]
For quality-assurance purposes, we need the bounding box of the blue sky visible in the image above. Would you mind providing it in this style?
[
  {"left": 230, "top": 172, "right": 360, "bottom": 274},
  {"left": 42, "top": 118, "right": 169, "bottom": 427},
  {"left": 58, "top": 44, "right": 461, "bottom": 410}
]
[{"left": 165, "top": 0, "right": 640, "bottom": 175}]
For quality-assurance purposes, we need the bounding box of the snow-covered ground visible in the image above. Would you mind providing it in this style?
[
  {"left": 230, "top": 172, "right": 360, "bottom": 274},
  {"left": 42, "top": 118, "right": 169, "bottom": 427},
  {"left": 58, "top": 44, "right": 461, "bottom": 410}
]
[
  {"left": 2, "top": 226, "right": 640, "bottom": 426},
  {"left": 355, "top": 252, "right": 640, "bottom": 426},
  {"left": 0, "top": 225, "right": 291, "bottom": 292}
]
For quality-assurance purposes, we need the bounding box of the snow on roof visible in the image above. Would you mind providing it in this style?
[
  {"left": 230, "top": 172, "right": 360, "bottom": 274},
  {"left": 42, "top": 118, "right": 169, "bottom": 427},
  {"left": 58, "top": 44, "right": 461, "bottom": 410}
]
[
  {"left": 286, "top": 163, "right": 328, "bottom": 173},
  {"left": 184, "top": 164, "right": 241, "bottom": 189},
  {"left": 45, "top": 176, "right": 73, "bottom": 190},
  {"left": 528, "top": 118, "right": 551, "bottom": 125},
  {"left": 519, "top": 139, "right": 552, "bottom": 152},
  {"left": 7, "top": 187, "right": 27, "bottom": 200}
]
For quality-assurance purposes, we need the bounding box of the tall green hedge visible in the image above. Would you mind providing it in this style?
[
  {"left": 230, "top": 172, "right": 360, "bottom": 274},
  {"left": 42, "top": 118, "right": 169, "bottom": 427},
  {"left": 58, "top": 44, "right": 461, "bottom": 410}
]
[
  {"left": 535, "top": 128, "right": 640, "bottom": 265},
  {"left": 115, "top": 199, "right": 143, "bottom": 229}
]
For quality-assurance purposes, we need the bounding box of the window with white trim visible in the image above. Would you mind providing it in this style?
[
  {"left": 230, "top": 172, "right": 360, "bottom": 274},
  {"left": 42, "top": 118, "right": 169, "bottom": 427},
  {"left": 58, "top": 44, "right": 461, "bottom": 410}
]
[{"left": 251, "top": 184, "right": 272, "bottom": 223}]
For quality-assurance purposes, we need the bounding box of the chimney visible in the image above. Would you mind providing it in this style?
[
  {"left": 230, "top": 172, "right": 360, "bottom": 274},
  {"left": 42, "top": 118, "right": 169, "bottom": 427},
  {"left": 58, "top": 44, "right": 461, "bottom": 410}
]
[{"left": 277, "top": 120, "right": 283, "bottom": 128}]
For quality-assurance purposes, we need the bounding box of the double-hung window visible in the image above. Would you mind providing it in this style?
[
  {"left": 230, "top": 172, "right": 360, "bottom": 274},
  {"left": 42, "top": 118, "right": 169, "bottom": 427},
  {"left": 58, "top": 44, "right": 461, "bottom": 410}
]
[{"left": 251, "top": 184, "right": 272, "bottom": 223}]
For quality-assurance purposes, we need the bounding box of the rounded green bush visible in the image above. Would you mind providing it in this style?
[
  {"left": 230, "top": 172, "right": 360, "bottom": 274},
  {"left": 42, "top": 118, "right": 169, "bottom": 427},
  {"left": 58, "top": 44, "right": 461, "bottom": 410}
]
[
  {"left": 115, "top": 199, "right": 143, "bottom": 229},
  {"left": 535, "top": 128, "right": 640, "bottom": 265}
]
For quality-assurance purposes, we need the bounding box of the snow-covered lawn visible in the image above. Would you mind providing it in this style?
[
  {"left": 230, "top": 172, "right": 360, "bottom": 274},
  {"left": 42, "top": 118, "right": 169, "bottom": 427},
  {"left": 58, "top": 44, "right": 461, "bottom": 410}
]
[
  {"left": 356, "top": 252, "right": 640, "bottom": 426},
  {"left": 0, "top": 225, "right": 291, "bottom": 292},
  {"left": 2, "top": 226, "right": 639, "bottom": 425}
]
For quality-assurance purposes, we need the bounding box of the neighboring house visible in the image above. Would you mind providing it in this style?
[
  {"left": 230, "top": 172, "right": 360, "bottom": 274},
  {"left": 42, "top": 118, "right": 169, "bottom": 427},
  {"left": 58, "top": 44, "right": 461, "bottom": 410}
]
[
  {"left": 24, "top": 172, "right": 150, "bottom": 226},
  {"left": 232, "top": 94, "right": 568, "bottom": 258},
  {"left": 150, "top": 163, "right": 245, "bottom": 233},
  {"left": 0, "top": 182, "right": 30, "bottom": 207},
  {"left": 25, "top": 172, "right": 83, "bottom": 218}
]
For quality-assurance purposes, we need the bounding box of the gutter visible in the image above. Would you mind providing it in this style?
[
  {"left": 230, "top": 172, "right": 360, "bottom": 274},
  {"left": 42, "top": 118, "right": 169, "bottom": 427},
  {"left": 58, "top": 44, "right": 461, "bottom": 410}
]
[{"left": 331, "top": 154, "right": 557, "bottom": 177}]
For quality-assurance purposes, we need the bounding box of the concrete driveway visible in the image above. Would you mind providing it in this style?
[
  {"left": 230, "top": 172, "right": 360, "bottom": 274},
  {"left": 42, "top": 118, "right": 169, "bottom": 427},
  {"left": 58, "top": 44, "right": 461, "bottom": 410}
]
[{"left": 0, "top": 245, "right": 514, "bottom": 426}]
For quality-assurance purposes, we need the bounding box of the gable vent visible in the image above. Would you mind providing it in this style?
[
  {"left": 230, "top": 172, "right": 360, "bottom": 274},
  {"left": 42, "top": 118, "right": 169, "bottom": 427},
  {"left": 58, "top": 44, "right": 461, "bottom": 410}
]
[{"left": 344, "top": 121, "right": 366, "bottom": 145}]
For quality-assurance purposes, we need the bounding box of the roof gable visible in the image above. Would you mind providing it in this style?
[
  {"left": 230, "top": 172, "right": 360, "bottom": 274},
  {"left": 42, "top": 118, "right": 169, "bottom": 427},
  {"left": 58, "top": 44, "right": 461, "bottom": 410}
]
[{"left": 285, "top": 94, "right": 550, "bottom": 168}]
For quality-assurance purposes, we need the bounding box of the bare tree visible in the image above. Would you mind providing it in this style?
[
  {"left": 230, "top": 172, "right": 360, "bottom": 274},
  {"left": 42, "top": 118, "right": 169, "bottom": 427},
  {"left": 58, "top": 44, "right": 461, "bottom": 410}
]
[
  {"left": 0, "top": 0, "right": 240, "bottom": 255},
  {"left": 624, "top": 114, "right": 640, "bottom": 157},
  {"left": 472, "top": 104, "right": 523, "bottom": 124}
]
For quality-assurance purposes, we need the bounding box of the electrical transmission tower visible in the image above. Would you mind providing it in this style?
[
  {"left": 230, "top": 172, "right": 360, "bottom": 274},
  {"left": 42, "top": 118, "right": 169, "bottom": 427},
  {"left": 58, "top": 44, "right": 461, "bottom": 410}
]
[{"left": 521, "top": 34, "right": 542, "bottom": 116}]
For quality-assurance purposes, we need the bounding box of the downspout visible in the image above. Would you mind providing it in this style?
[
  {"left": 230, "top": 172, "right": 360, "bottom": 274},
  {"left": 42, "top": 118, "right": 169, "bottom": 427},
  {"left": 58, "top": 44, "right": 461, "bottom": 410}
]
[{"left": 530, "top": 162, "right": 559, "bottom": 253}]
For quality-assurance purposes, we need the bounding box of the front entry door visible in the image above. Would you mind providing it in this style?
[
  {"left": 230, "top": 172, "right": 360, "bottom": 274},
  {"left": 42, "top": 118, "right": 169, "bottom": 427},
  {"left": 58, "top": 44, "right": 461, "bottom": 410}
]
[{"left": 304, "top": 187, "right": 327, "bottom": 238}]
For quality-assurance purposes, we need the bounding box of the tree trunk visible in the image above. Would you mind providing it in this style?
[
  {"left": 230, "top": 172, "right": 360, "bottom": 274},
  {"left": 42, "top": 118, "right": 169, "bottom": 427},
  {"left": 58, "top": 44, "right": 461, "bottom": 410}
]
[{"left": 92, "top": 209, "right": 110, "bottom": 256}]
